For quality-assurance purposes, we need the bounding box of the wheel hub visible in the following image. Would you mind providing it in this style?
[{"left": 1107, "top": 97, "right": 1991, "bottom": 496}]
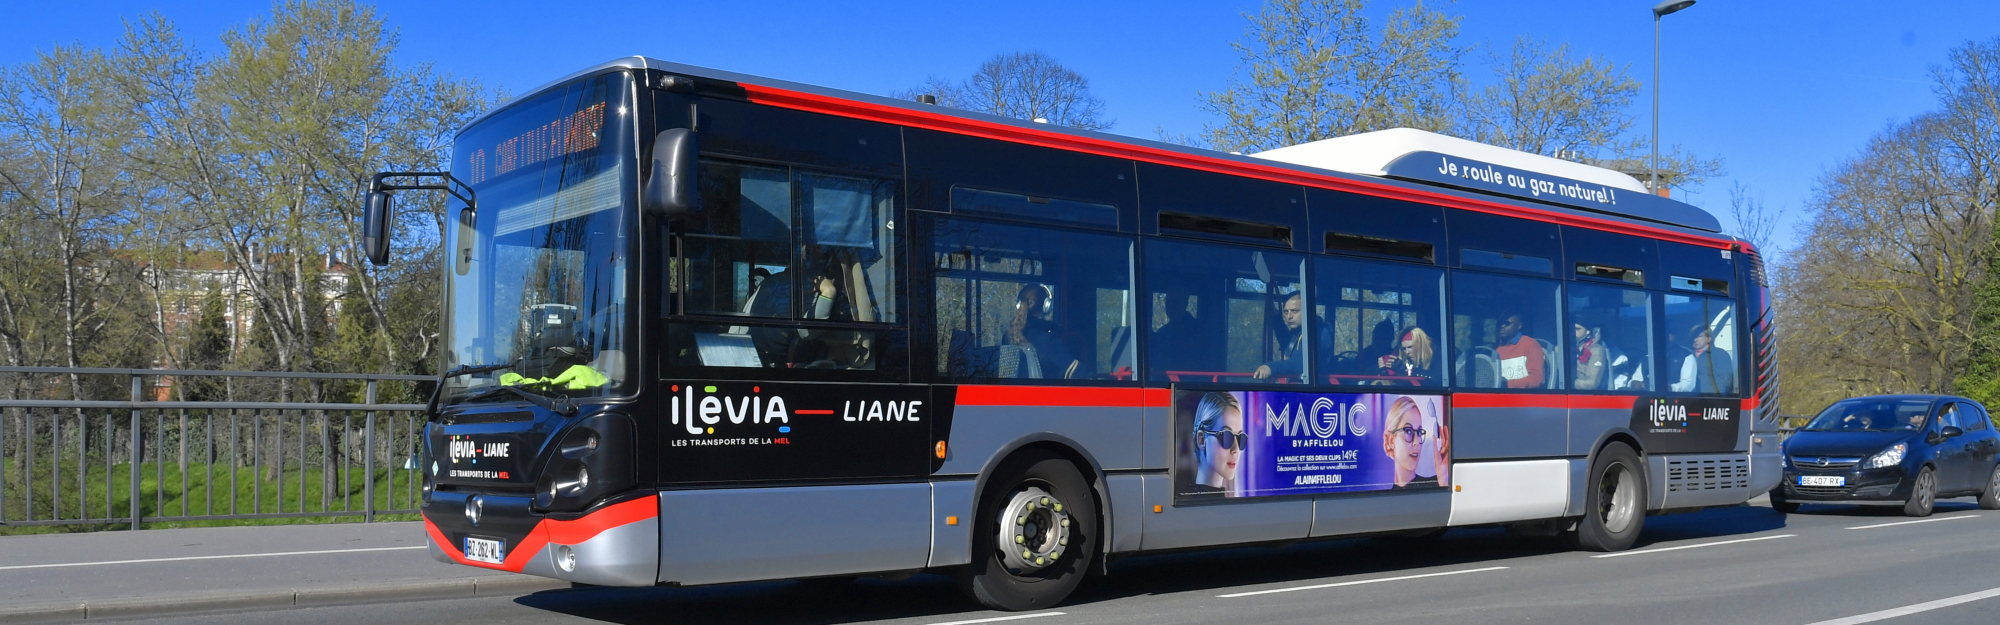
[
  {"left": 997, "top": 486, "right": 1071, "bottom": 575},
  {"left": 1599, "top": 463, "right": 1637, "bottom": 533}
]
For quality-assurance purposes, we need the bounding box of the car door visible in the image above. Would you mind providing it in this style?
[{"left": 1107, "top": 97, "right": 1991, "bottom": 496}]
[
  {"left": 1961, "top": 402, "right": 2000, "bottom": 490},
  {"left": 1932, "top": 403, "right": 1972, "bottom": 492}
]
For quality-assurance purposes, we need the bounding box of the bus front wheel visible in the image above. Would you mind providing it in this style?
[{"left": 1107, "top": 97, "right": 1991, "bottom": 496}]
[
  {"left": 958, "top": 450, "right": 1098, "bottom": 611},
  {"left": 1572, "top": 442, "right": 1647, "bottom": 552}
]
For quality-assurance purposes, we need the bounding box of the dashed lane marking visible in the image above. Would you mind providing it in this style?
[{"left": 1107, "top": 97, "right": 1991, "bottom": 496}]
[
  {"left": 1589, "top": 534, "right": 1796, "bottom": 559},
  {"left": 0, "top": 546, "right": 426, "bottom": 571},
  {"left": 1216, "top": 566, "right": 1510, "bottom": 598},
  {"left": 1845, "top": 514, "right": 1978, "bottom": 530},
  {"left": 1803, "top": 586, "right": 2000, "bottom": 625},
  {"left": 926, "top": 612, "right": 1066, "bottom": 625}
]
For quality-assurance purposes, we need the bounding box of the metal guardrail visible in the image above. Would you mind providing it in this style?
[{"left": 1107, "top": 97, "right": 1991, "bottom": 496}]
[{"left": 0, "top": 367, "right": 434, "bottom": 530}]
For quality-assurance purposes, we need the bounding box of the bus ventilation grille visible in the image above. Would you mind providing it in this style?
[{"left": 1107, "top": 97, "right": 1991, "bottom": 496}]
[{"left": 1665, "top": 456, "right": 1751, "bottom": 492}]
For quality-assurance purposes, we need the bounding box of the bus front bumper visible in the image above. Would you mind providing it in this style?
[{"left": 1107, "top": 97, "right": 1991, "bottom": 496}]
[{"left": 423, "top": 490, "right": 659, "bottom": 587}]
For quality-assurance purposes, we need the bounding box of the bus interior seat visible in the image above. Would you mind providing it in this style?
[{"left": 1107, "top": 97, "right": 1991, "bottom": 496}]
[
  {"left": 1535, "top": 338, "right": 1557, "bottom": 388},
  {"left": 1334, "top": 351, "right": 1361, "bottom": 375},
  {"left": 947, "top": 329, "right": 999, "bottom": 379},
  {"left": 997, "top": 344, "right": 1044, "bottom": 379},
  {"left": 1456, "top": 347, "right": 1499, "bottom": 388}
]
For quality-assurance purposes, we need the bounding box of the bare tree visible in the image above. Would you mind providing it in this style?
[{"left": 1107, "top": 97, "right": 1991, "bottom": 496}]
[
  {"left": 1199, "top": 0, "right": 1463, "bottom": 153},
  {"left": 899, "top": 51, "right": 1112, "bottom": 131},
  {"left": 1461, "top": 37, "right": 1638, "bottom": 159},
  {"left": 1726, "top": 181, "right": 1781, "bottom": 252}
]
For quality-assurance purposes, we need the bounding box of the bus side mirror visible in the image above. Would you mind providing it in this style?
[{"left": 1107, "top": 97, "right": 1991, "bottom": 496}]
[
  {"left": 644, "top": 128, "right": 699, "bottom": 218},
  {"left": 362, "top": 190, "right": 393, "bottom": 266}
]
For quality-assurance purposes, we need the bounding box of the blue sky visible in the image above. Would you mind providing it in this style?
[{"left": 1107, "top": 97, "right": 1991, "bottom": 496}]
[{"left": 7, "top": 1, "right": 1998, "bottom": 256}]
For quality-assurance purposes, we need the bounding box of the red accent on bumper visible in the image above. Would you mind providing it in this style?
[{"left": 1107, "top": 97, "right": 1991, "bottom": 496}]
[{"left": 424, "top": 494, "right": 660, "bottom": 572}]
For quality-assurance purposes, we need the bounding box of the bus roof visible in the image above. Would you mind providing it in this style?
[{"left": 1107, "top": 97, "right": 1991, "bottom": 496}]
[{"left": 472, "top": 56, "right": 1733, "bottom": 241}]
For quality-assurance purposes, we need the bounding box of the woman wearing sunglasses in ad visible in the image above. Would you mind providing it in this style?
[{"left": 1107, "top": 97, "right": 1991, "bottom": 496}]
[{"left": 1190, "top": 392, "right": 1246, "bottom": 497}]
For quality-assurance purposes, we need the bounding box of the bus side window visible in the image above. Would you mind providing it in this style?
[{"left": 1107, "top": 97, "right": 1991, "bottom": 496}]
[
  {"left": 930, "top": 218, "right": 1136, "bottom": 383},
  {"left": 1316, "top": 256, "right": 1446, "bottom": 387},
  {"left": 1567, "top": 282, "right": 1654, "bottom": 392},
  {"left": 1664, "top": 294, "right": 1737, "bottom": 396},
  {"left": 1449, "top": 271, "right": 1563, "bottom": 390},
  {"left": 1143, "top": 239, "right": 1306, "bottom": 384}
]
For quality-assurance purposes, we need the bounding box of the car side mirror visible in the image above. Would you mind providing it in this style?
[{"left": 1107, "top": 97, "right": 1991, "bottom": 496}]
[
  {"left": 362, "top": 190, "right": 393, "bottom": 266},
  {"left": 643, "top": 128, "right": 699, "bottom": 218},
  {"left": 1943, "top": 425, "right": 1965, "bottom": 439}
]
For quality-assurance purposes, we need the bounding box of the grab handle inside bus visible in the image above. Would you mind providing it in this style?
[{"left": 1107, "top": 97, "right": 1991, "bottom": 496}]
[{"left": 645, "top": 128, "right": 699, "bottom": 217}]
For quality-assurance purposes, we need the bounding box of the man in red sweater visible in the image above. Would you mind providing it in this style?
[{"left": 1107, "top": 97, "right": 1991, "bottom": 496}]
[{"left": 1494, "top": 312, "right": 1545, "bottom": 389}]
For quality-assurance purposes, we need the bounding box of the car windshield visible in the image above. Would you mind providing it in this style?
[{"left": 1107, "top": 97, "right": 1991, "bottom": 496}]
[
  {"left": 1801, "top": 398, "right": 1932, "bottom": 432},
  {"left": 440, "top": 72, "right": 634, "bottom": 404}
]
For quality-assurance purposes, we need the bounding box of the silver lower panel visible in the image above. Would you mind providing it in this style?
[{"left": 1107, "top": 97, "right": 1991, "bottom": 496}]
[
  {"left": 551, "top": 516, "right": 659, "bottom": 586},
  {"left": 658, "top": 483, "right": 932, "bottom": 586}
]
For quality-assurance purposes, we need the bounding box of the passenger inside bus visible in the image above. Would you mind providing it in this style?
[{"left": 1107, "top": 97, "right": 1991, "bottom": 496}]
[
  {"left": 1493, "top": 311, "right": 1547, "bottom": 389},
  {"left": 1007, "top": 284, "right": 1083, "bottom": 379},
  {"left": 1252, "top": 293, "right": 1332, "bottom": 381},
  {"left": 1378, "top": 327, "right": 1438, "bottom": 385}
]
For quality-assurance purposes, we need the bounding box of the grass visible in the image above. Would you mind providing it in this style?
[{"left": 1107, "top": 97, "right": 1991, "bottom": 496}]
[{"left": 1, "top": 459, "right": 425, "bottom": 535}]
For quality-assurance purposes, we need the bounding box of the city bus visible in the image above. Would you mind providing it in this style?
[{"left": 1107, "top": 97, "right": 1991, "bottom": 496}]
[{"left": 361, "top": 56, "right": 1782, "bottom": 611}]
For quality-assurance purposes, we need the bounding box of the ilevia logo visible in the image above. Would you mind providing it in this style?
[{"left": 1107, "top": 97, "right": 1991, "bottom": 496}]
[
  {"left": 1264, "top": 396, "right": 1370, "bottom": 444},
  {"left": 672, "top": 385, "right": 790, "bottom": 436},
  {"left": 1648, "top": 400, "right": 1688, "bottom": 429},
  {"left": 444, "top": 435, "right": 510, "bottom": 479}
]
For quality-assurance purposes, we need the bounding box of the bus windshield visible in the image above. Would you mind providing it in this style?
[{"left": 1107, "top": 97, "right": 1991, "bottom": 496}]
[{"left": 441, "top": 72, "right": 633, "bottom": 404}]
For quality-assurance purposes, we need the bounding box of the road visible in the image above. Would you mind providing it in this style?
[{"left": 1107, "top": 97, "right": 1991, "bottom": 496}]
[{"left": 100, "top": 496, "right": 2000, "bottom": 625}]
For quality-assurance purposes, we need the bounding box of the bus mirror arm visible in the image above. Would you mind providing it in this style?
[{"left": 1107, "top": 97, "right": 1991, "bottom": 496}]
[
  {"left": 363, "top": 171, "right": 476, "bottom": 266},
  {"left": 644, "top": 128, "right": 699, "bottom": 218}
]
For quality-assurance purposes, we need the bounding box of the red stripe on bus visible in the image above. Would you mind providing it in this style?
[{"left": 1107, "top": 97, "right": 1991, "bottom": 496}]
[
  {"left": 794, "top": 410, "right": 835, "bottom": 415},
  {"left": 1451, "top": 393, "right": 1569, "bottom": 409},
  {"left": 956, "top": 385, "right": 1148, "bottom": 407},
  {"left": 738, "top": 83, "right": 1735, "bottom": 249},
  {"left": 1569, "top": 395, "right": 1639, "bottom": 410},
  {"left": 546, "top": 495, "right": 660, "bottom": 545}
]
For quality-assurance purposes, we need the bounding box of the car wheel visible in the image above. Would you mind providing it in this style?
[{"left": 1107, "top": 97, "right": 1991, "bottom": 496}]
[
  {"left": 957, "top": 450, "right": 1098, "bottom": 611},
  {"left": 1572, "top": 442, "right": 1647, "bottom": 552},
  {"left": 1979, "top": 468, "right": 2000, "bottom": 510},
  {"left": 1903, "top": 466, "right": 1937, "bottom": 517},
  {"left": 1769, "top": 491, "right": 1800, "bottom": 514}
]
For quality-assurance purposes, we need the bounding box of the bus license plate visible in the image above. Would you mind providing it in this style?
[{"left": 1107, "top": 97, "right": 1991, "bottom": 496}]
[
  {"left": 464, "top": 537, "right": 505, "bottom": 564},
  {"left": 1799, "top": 476, "right": 1845, "bottom": 487}
]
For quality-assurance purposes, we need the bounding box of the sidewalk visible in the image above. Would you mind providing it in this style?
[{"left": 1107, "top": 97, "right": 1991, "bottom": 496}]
[{"left": 0, "top": 522, "right": 570, "bottom": 622}]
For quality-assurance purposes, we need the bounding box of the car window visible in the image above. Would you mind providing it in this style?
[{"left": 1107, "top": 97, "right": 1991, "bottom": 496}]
[
  {"left": 1952, "top": 402, "right": 1984, "bottom": 432},
  {"left": 1937, "top": 403, "right": 1961, "bottom": 430}
]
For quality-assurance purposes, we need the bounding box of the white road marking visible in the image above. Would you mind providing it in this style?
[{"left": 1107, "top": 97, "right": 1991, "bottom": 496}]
[
  {"left": 926, "top": 612, "right": 1066, "bottom": 625},
  {"left": 1803, "top": 586, "right": 2000, "bottom": 625},
  {"left": 1216, "top": 566, "right": 1509, "bottom": 598},
  {"left": 1589, "top": 534, "right": 1796, "bottom": 559},
  {"left": 1845, "top": 514, "right": 1978, "bottom": 530},
  {"left": 0, "top": 546, "right": 427, "bottom": 571}
]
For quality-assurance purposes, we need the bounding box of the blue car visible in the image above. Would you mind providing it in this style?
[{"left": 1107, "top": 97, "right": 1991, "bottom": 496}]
[{"left": 1773, "top": 395, "right": 2000, "bottom": 516}]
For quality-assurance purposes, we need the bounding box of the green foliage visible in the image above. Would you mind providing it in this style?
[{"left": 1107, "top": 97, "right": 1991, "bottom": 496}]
[{"left": 0, "top": 458, "right": 423, "bottom": 535}]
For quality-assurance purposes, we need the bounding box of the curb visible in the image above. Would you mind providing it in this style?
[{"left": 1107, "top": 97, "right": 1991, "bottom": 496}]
[{"left": 0, "top": 575, "right": 571, "bottom": 623}]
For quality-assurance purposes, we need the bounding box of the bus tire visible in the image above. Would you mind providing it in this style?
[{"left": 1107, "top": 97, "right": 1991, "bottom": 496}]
[
  {"left": 958, "top": 450, "right": 1099, "bottom": 611},
  {"left": 1572, "top": 442, "right": 1646, "bottom": 552}
]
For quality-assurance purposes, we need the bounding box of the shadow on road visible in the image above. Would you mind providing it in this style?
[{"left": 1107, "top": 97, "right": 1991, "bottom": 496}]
[{"left": 512, "top": 504, "right": 1795, "bottom": 625}]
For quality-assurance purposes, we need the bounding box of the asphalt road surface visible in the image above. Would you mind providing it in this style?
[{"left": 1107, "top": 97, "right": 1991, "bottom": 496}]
[{"left": 112, "top": 497, "right": 2000, "bottom": 625}]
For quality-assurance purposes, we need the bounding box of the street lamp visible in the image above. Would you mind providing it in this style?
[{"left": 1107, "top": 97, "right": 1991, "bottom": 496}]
[{"left": 1652, "top": 0, "right": 1695, "bottom": 196}]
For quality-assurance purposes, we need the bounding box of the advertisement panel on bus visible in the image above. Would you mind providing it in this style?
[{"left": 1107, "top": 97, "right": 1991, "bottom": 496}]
[{"left": 1173, "top": 389, "right": 1451, "bottom": 502}]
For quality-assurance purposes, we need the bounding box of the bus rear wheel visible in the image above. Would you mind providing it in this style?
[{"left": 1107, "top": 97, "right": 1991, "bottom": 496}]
[
  {"left": 1572, "top": 442, "right": 1646, "bottom": 552},
  {"left": 958, "top": 450, "right": 1098, "bottom": 611}
]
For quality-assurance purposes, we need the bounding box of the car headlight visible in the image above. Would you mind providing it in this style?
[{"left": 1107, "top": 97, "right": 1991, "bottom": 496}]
[{"left": 1865, "top": 443, "right": 1907, "bottom": 469}]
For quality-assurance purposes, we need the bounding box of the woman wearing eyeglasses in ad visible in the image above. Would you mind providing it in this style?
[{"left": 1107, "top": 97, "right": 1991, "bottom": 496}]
[
  {"left": 1189, "top": 391, "right": 1246, "bottom": 497},
  {"left": 1383, "top": 395, "right": 1448, "bottom": 489}
]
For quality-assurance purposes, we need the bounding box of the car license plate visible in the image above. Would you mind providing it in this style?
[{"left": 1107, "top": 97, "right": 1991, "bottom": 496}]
[
  {"left": 1799, "top": 475, "right": 1845, "bottom": 487},
  {"left": 464, "top": 537, "right": 504, "bottom": 564}
]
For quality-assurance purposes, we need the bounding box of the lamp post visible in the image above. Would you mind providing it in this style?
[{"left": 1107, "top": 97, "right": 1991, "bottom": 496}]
[{"left": 1652, "top": 0, "right": 1695, "bottom": 196}]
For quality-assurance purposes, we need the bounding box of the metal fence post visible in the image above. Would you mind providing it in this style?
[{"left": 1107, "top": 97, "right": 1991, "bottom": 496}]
[
  {"left": 364, "top": 380, "right": 376, "bottom": 523},
  {"left": 129, "top": 374, "right": 142, "bottom": 530}
]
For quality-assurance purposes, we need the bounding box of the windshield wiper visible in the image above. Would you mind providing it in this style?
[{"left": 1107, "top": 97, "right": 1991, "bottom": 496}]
[
  {"left": 457, "top": 383, "right": 577, "bottom": 416},
  {"left": 427, "top": 362, "right": 519, "bottom": 416}
]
